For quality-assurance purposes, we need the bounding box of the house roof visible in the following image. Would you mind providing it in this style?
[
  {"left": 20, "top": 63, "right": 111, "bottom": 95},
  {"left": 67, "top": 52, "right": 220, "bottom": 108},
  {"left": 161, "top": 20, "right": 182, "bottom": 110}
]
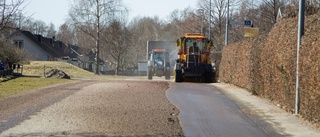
[
  {"left": 69, "top": 45, "right": 81, "bottom": 58},
  {"left": 36, "top": 35, "right": 65, "bottom": 57},
  {"left": 19, "top": 31, "right": 61, "bottom": 57}
]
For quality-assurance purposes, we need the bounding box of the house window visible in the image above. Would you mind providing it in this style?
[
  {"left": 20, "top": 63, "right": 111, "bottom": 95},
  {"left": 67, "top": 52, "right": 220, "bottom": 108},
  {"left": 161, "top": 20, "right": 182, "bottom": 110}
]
[{"left": 14, "top": 40, "right": 23, "bottom": 49}]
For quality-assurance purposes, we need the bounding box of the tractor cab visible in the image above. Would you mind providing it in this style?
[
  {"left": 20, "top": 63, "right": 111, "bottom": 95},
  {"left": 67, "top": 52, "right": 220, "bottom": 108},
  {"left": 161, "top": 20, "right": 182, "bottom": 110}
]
[
  {"left": 147, "top": 49, "right": 171, "bottom": 80},
  {"left": 150, "top": 49, "right": 166, "bottom": 66}
]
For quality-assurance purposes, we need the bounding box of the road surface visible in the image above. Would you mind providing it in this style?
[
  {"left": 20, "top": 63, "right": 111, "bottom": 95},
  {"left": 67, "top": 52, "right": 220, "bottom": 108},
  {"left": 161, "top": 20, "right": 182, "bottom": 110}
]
[
  {"left": 1, "top": 78, "right": 319, "bottom": 136},
  {"left": 167, "top": 82, "right": 282, "bottom": 137},
  {"left": 0, "top": 80, "right": 182, "bottom": 136}
]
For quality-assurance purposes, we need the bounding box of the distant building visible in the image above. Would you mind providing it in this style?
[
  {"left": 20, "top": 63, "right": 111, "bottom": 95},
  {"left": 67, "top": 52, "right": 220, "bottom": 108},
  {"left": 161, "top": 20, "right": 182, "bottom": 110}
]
[
  {"left": 138, "top": 60, "right": 148, "bottom": 72},
  {"left": 9, "top": 30, "right": 60, "bottom": 60},
  {"left": 8, "top": 29, "right": 108, "bottom": 74}
]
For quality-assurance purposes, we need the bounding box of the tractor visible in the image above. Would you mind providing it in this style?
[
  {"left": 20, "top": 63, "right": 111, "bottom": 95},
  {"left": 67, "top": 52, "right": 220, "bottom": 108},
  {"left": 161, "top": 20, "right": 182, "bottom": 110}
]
[{"left": 147, "top": 49, "right": 171, "bottom": 80}]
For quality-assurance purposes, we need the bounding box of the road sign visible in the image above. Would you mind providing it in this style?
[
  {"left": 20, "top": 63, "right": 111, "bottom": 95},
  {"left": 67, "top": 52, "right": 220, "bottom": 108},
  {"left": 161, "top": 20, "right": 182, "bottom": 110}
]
[
  {"left": 229, "top": 21, "right": 243, "bottom": 25},
  {"left": 244, "top": 27, "right": 259, "bottom": 37},
  {"left": 229, "top": 20, "right": 253, "bottom": 26},
  {"left": 244, "top": 20, "right": 252, "bottom": 26}
]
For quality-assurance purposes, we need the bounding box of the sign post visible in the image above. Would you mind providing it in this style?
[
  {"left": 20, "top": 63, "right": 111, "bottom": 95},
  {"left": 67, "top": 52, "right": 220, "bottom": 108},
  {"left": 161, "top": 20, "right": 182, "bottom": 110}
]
[{"left": 295, "top": 0, "right": 305, "bottom": 115}]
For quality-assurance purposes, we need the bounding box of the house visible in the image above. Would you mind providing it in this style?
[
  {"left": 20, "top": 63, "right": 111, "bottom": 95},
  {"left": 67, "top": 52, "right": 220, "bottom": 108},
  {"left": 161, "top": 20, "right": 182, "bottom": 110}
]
[
  {"left": 10, "top": 30, "right": 62, "bottom": 61},
  {"left": 78, "top": 50, "right": 108, "bottom": 74},
  {"left": 9, "top": 29, "right": 85, "bottom": 61},
  {"left": 9, "top": 29, "right": 109, "bottom": 74}
]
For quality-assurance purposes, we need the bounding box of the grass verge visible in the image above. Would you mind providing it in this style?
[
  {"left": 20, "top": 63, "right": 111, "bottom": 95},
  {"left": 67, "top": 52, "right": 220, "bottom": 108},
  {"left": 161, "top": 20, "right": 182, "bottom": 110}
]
[
  {"left": 0, "top": 60, "right": 152, "bottom": 99},
  {"left": 23, "top": 61, "right": 97, "bottom": 78},
  {"left": 0, "top": 77, "right": 72, "bottom": 99}
]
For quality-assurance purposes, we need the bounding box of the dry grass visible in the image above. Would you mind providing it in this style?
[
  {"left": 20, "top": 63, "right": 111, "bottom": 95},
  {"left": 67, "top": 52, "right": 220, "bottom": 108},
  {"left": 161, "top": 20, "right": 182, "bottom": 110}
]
[
  {"left": 0, "top": 77, "right": 71, "bottom": 99},
  {"left": 22, "top": 61, "right": 97, "bottom": 78},
  {"left": 22, "top": 61, "right": 146, "bottom": 80},
  {"left": 0, "top": 61, "right": 152, "bottom": 99},
  {"left": 1, "top": 61, "right": 95, "bottom": 99}
]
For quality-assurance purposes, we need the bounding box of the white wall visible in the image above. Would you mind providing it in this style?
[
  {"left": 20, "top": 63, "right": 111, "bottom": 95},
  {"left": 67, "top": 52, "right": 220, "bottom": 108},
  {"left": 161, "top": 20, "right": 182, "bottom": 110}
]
[
  {"left": 11, "top": 32, "right": 52, "bottom": 61},
  {"left": 138, "top": 62, "right": 147, "bottom": 71}
]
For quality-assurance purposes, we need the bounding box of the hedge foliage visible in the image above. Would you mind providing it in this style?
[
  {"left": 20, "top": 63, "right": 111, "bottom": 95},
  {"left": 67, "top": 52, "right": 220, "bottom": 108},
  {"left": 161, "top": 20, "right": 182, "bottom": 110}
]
[{"left": 219, "top": 14, "right": 320, "bottom": 126}]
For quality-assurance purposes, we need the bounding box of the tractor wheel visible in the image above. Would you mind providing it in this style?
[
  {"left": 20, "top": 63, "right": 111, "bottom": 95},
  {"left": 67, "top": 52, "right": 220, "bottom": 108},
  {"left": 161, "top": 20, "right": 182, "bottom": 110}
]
[
  {"left": 165, "top": 70, "right": 170, "bottom": 80},
  {"left": 175, "top": 70, "right": 183, "bottom": 82},
  {"left": 147, "top": 68, "right": 152, "bottom": 80}
]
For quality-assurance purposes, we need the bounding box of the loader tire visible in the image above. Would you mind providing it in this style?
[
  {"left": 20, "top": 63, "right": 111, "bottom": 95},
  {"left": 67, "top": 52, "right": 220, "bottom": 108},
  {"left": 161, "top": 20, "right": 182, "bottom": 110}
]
[
  {"left": 175, "top": 70, "right": 183, "bottom": 82},
  {"left": 212, "top": 71, "right": 217, "bottom": 83},
  {"left": 204, "top": 65, "right": 213, "bottom": 83}
]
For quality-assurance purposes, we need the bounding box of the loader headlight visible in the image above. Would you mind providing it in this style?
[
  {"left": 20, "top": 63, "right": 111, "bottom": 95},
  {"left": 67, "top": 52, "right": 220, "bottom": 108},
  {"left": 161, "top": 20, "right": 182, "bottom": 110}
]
[{"left": 212, "top": 63, "right": 216, "bottom": 71}]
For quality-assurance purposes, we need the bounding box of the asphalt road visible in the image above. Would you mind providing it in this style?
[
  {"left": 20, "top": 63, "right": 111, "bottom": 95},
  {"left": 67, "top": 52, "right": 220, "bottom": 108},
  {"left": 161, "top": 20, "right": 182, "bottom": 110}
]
[
  {"left": 1, "top": 78, "right": 319, "bottom": 137},
  {"left": 166, "top": 82, "right": 282, "bottom": 137}
]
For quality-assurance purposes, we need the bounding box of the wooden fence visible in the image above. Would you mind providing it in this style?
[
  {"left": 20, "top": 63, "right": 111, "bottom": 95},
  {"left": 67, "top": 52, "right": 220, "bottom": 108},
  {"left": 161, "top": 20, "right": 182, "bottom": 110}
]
[
  {"left": 0, "top": 69, "right": 13, "bottom": 78},
  {"left": 0, "top": 64, "right": 23, "bottom": 78}
]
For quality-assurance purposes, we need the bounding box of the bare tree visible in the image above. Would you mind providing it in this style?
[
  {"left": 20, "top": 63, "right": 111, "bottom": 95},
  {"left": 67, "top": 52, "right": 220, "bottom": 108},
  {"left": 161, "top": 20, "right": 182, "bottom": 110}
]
[
  {"left": 305, "top": 0, "right": 320, "bottom": 14},
  {"left": 69, "top": 0, "right": 126, "bottom": 74},
  {"left": 46, "top": 23, "right": 56, "bottom": 38},
  {"left": 198, "top": 0, "right": 240, "bottom": 50},
  {"left": 284, "top": 0, "right": 320, "bottom": 15},
  {"left": 128, "top": 17, "right": 162, "bottom": 61},
  {"left": 0, "top": 0, "right": 25, "bottom": 32},
  {"left": 57, "top": 23, "right": 74, "bottom": 44},
  {"left": 166, "top": 8, "right": 199, "bottom": 39},
  {"left": 102, "top": 21, "right": 131, "bottom": 75},
  {"left": 260, "top": 0, "right": 286, "bottom": 24},
  {"left": 30, "top": 20, "right": 48, "bottom": 35}
]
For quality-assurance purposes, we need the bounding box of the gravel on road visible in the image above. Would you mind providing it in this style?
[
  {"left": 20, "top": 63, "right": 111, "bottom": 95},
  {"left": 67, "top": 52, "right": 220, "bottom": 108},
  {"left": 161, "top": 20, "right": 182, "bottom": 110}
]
[{"left": 0, "top": 80, "right": 183, "bottom": 136}]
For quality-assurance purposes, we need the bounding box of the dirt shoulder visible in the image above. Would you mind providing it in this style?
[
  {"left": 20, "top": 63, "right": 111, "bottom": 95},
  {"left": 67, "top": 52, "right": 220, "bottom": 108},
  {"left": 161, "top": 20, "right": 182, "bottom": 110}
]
[{"left": 0, "top": 80, "right": 183, "bottom": 136}]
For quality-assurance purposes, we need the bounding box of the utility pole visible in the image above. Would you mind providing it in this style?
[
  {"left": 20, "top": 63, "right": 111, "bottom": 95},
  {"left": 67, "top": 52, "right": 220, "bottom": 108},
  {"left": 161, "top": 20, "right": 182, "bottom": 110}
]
[
  {"left": 295, "top": 0, "right": 305, "bottom": 115},
  {"left": 225, "top": 0, "right": 229, "bottom": 46},
  {"left": 95, "top": 0, "right": 100, "bottom": 75},
  {"left": 201, "top": 12, "right": 204, "bottom": 34},
  {"left": 252, "top": 0, "right": 253, "bottom": 9},
  {"left": 197, "top": 8, "right": 204, "bottom": 34},
  {"left": 209, "top": 0, "right": 211, "bottom": 39}
]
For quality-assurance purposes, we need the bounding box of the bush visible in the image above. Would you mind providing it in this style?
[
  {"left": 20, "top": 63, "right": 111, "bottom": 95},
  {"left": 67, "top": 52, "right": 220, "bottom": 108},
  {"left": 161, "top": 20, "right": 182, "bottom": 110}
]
[{"left": 0, "top": 40, "right": 30, "bottom": 69}]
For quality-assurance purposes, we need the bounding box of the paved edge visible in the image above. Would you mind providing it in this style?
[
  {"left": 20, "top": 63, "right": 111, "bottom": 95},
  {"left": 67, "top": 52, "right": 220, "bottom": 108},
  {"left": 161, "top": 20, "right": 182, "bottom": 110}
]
[
  {"left": 210, "top": 83, "right": 320, "bottom": 137},
  {"left": 165, "top": 82, "right": 185, "bottom": 136}
]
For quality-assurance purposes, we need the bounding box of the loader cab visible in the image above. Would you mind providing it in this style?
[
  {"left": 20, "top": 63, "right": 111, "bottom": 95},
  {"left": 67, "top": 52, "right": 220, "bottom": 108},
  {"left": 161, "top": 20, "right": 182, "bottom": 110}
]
[
  {"left": 184, "top": 38, "right": 206, "bottom": 54},
  {"left": 177, "top": 33, "right": 209, "bottom": 55}
]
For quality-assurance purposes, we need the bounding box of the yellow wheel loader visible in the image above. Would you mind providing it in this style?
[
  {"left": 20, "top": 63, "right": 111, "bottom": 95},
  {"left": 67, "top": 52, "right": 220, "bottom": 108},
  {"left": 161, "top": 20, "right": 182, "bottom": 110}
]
[{"left": 174, "top": 33, "right": 216, "bottom": 83}]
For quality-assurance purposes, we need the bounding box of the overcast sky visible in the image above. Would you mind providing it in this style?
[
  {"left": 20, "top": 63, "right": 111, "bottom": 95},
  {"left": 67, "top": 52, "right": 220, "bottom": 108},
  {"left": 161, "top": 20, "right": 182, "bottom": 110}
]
[{"left": 23, "top": 0, "right": 198, "bottom": 28}]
